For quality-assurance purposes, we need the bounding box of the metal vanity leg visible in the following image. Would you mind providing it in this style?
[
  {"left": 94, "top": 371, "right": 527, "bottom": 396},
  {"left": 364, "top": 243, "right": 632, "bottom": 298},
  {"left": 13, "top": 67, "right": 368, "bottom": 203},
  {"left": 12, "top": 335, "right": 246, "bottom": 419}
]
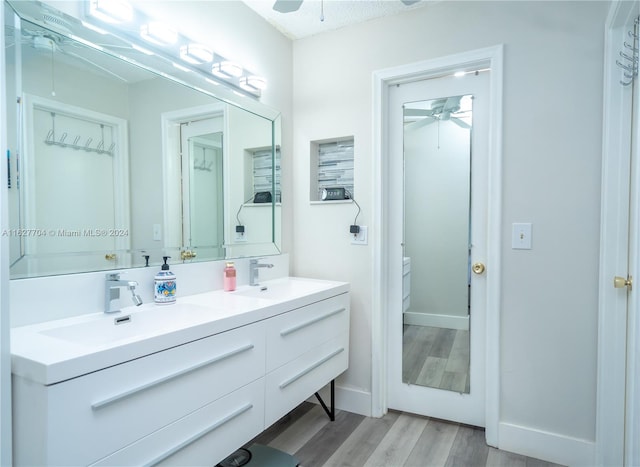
[{"left": 314, "top": 379, "right": 335, "bottom": 421}]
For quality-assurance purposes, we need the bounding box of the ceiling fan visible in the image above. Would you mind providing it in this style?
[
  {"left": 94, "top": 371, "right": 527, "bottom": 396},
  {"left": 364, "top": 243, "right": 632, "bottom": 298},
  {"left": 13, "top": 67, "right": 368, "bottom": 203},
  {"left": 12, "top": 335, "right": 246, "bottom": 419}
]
[
  {"left": 404, "top": 96, "right": 472, "bottom": 131},
  {"left": 273, "top": 0, "right": 420, "bottom": 14},
  {"left": 8, "top": 27, "right": 129, "bottom": 84}
]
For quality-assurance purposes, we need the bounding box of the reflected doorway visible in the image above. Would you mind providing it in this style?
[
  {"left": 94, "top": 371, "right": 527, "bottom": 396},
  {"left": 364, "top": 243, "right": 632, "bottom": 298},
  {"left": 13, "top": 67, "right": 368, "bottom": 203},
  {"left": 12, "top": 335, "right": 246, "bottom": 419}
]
[{"left": 402, "top": 95, "right": 472, "bottom": 393}]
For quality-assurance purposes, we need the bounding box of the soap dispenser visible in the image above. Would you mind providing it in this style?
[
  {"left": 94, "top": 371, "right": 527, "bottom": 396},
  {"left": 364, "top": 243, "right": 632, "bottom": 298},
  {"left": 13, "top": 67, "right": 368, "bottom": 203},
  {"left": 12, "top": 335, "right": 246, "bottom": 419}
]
[
  {"left": 154, "top": 256, "right": 176, "bottom": 304},
  {"left": 224, "top": 262, "right": 236, "bottom": 291}
]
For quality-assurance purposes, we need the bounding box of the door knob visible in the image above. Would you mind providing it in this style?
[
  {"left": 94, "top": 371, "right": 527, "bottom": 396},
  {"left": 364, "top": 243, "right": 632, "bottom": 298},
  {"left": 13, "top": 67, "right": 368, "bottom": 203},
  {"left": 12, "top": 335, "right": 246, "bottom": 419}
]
[
  {"left": 614, "top": 275, "right": 632, "bottom": 290},
  {"left": 181, "top": 250, "right": 197, "bottom": 260},
  {"left": 472, "top": 262, "right": 486, "bottom": 275}
]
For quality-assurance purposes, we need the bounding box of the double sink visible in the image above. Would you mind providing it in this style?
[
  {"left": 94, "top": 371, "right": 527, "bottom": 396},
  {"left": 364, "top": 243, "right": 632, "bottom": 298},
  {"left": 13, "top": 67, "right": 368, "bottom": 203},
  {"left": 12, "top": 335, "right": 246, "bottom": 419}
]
[{"left": 11, "top": 276, "right": 349, "bottom": 386}]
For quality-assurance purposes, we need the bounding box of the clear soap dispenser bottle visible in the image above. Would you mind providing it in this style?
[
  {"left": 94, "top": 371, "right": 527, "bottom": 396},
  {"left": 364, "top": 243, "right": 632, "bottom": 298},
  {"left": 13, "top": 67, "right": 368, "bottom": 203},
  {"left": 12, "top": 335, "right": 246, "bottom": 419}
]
[{"left": 155, "top": 256, "right": 176, "bottom": 304}]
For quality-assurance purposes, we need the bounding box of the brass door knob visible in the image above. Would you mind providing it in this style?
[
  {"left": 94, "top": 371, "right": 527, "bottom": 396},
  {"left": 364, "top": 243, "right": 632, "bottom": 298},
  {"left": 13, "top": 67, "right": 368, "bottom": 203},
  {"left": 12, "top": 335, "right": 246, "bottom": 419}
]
[
  {"left": 105, "top": 253, "right": 117, "bottom": 261},
  {"left": 614, "top": 275, "right": 632, "bottom": 290},
  {"left": 181, "top": 250, "right": 197, "bottom": 260},
  {"left": 472, "top": 262, "right": 486, "bottom": 275}
]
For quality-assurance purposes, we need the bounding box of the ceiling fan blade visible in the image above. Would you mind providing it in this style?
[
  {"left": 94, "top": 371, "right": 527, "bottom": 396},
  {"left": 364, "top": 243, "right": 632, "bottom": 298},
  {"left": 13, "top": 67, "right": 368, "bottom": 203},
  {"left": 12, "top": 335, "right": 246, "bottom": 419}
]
[
  {"left": 451, "top": 117, "right": 471, "bottom": 129},
  {"left": 273, "top": 0, "right": 304, "bottom": 13},
  {"left": 63, "top": 49, "right": 128, "bottom": 82},
  {"left": 404, "top": 108, "right": 435, "bottom": 117},
  {"left": 405, "top": 116, "right": 436, "bottom": 131}
]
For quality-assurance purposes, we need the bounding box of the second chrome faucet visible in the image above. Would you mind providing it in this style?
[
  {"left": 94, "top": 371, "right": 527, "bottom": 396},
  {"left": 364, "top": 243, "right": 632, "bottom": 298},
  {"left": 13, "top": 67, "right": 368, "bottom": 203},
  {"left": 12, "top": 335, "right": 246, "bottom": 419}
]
[{"left": 249, "top": 258, "right": 273, "bottom": 286}]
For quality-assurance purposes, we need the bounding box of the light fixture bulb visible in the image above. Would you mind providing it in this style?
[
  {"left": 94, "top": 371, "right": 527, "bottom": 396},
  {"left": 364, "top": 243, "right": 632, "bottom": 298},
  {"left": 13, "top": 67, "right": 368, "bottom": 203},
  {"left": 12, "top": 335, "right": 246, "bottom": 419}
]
[
  {"left": 88, "top": 0, "right": 133, "bottom": 24},
  {"left": 140, "top": 22, "right": 178, "bottom": 46},
  {"left": 180, "top": 43, "right": 213, "bottom": 65},
  {"left": 212, "top": 61, "right": 243, "bottom": 78},
  {"left": 240, "top": 76, "right": 267, "bottom": 92}
]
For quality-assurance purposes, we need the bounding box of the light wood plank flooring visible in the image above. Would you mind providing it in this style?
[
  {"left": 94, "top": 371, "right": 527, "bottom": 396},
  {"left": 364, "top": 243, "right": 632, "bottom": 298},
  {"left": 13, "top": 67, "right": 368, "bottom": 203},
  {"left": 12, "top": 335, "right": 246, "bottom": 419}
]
[
  {"left": 249, "top": 402, "right": 564, "bottom": 467},
  {"left": 403, "top": 325, "right": 470, "bottom": 393}
]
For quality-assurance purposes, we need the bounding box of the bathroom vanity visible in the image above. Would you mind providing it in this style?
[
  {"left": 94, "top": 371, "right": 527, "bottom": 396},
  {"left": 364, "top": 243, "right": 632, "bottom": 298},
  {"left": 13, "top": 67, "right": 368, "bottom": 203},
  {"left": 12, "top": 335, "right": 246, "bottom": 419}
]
[{"left": 11, "top": 277, "right": 349, "bottom": 466}]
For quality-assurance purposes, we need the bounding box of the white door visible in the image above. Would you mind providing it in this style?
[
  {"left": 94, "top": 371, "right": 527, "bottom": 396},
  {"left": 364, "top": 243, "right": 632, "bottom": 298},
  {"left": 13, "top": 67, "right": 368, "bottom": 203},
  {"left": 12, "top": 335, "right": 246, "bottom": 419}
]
[
  {"left": 179, "top": 117, "right": 224, "bottom": 258},
  {"left": 387, "top": 70, "right": 490, "bottom": 426},
  {"left": 598, "top": 2, "right": 640, "bottom": 465}
]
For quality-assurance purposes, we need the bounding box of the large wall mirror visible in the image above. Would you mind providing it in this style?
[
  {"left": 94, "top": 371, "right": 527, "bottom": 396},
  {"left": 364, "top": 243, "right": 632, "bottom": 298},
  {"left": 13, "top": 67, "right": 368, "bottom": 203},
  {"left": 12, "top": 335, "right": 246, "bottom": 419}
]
[
  {"left": 4, "top": 0, "right": 282, "bottom": 279},
  {"left": 402, "top": 94, "right": 472, "bottom": 394}
]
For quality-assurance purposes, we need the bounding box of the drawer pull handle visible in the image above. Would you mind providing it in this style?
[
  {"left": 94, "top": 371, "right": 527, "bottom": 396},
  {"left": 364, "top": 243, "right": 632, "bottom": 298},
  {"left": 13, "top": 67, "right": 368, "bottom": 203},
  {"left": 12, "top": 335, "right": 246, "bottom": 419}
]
[
  {"left": 145, "top": 403, "right": 253, "bottom": 467},
  {"left": 280, "top": 307, "right": 346, "bottom": 337},
  {"left": 91, "top": 343, "right": 255, "bottom": 410},
  {"left": 279, "top": 347, "right": 344, "bottom": 389}
]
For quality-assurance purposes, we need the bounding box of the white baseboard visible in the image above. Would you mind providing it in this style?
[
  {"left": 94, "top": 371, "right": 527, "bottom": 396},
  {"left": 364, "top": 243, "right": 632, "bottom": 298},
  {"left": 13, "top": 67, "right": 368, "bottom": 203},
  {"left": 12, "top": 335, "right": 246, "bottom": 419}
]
[
  {"left": 308, "top": 384, "right": 372, "bottom": 418},
  {"left": 403, "top": 311, "right": 469, "bottom": 331},
  {"left": 498, "top": 422, "right": 595, "bottom": 466}
]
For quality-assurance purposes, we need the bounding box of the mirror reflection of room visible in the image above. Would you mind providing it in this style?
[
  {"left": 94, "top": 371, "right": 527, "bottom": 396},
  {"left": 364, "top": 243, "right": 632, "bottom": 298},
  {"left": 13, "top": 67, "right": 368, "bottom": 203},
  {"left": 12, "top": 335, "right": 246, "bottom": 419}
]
[
  {"left": 4, "top": 8, "right": 281, "bottom": 279},
  {"left": 402, "top": 94, "right": 472, "bottom": 393}
]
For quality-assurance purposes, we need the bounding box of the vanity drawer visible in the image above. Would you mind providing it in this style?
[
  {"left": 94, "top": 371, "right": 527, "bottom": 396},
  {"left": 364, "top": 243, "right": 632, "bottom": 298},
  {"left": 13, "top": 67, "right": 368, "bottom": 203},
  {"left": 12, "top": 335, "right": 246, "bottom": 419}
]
[
  {"left": 266, "top": 293, "right": 349, "bottom": 372},
  {"left": 24, "top": 322, "right": 265, "bottom": 467},
  {"left": 91, "top": 377, "right": 265, "bottom": 466},
  {"left": 265, "top": 332, "right": 348, "bottom": 427}
]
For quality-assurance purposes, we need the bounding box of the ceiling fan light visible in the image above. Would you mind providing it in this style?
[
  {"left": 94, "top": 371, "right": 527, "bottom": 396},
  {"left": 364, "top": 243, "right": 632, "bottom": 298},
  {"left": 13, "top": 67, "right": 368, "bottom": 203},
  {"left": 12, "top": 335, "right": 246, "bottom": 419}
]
[
  {"left": 180, "top": 43, "right": 214, "bottom": 65},
  {"left": 240, "top": 76, "right": 267, "bottom": 91},
  {"left": 212, "top": 61, "right": 243, "bottom": 78},
  {"left": 88, "top": 0, "right": 133, "bottom": 24},
  {"left": 140, "top": 22, "right": 178, "bottom": 46}
]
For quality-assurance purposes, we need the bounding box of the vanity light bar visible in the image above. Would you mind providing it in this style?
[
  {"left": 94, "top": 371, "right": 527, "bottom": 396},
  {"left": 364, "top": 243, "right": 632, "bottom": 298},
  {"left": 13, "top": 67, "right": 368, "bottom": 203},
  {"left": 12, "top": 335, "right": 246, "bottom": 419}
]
[
  {"left": 239, "top": 76, "right": 267, "bottom": 92},
  {"left": 88, "top": 0, "right": 133, "bottom": 24},
  {"left": 83, "top": 0, "right": 266, "bottom": 98},
  {"left": 212, "top": 61, "right": 244, "bottom": 79},
  {"left": 140, "top": 22, "right": 178, "bottom": 46},
  {"left": 180, "top": 44, "right": 214, "bottom": 65}
]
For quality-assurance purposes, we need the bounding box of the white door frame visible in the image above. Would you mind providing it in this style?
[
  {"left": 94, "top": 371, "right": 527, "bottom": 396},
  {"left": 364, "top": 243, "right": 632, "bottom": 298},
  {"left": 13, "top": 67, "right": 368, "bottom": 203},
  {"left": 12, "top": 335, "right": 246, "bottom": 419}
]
[
  {"left": 371, "top": 45, "right": 503, "bottom": 446},
  {"left": 597, "top": 1, "right": 640, "bottom": 465}
]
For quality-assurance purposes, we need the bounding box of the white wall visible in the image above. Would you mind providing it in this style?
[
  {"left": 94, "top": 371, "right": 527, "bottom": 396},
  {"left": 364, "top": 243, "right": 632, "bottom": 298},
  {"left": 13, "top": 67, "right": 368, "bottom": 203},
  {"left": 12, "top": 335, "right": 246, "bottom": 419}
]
[{"left": 291, "top": 0, "right": 608, "bottom": 458}]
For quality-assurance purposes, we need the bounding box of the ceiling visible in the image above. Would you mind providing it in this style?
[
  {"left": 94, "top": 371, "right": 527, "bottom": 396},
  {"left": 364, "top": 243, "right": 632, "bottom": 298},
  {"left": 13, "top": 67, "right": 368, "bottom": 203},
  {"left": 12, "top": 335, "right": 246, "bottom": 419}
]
[{"left": 241, "top": 0, "right": 432, "bottom": 40}]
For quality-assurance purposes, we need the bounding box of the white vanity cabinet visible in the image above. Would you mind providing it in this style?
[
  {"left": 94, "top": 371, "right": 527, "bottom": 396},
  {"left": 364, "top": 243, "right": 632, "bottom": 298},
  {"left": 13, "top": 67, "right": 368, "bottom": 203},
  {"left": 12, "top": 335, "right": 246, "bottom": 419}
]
[
  {"left": 12, "top": 322, "right": 266, "bottom": 466},
  {"left": 265, "top": 294, "right": 350, "bottom": 426},
  {"left": 12, "top": 279, "right": 350, "bottom": 467}
]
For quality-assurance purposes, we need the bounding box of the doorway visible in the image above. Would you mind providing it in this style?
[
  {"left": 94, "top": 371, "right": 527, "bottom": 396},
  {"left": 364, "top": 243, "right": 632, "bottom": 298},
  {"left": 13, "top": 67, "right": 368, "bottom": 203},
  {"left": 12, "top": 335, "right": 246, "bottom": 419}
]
[
  {"left": 597, "top": 1, "right": 640, "bottom": 465},
  {"left": 371, "top": 46, "right": 503, "bottom": 444}
]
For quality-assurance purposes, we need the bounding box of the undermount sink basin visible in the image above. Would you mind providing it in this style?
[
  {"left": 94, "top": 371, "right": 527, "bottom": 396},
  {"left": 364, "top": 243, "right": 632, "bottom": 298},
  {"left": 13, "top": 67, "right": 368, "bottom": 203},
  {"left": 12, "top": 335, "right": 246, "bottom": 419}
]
[
  {"left": 232, "top": 277, "right": 330, "bottom": 301},
  {"left": 39, "top": 302, "right": 213, "bottom": 347}
]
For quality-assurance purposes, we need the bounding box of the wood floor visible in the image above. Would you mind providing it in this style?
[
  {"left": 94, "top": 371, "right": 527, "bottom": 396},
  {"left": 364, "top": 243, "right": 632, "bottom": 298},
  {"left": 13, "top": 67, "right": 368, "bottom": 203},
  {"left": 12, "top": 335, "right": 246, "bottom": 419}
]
[
  {"left": 403, "top": 325, "right": 470, "bottom": 393},
  {"left": 249, "top": 402, "right": 564, "bottom": 467}
]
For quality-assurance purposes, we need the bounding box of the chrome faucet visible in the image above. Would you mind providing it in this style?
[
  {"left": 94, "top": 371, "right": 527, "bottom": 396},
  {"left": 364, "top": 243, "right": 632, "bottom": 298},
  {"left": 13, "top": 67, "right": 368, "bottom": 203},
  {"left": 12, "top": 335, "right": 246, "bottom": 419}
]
[
  {"left": 105, "top": 273, "right": 143, "bottom": 313},
  {"left": 249, "top": 258, "right": 274, "bottom": 286}
]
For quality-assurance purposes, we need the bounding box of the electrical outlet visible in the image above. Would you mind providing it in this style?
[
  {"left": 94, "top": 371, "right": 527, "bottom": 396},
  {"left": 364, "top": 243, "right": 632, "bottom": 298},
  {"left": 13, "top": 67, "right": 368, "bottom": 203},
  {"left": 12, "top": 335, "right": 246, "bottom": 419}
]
[
  {"left": 235, "top": 231, "right": 247, "bottom": 242},
  {"left": 153, "top": 224, "right": 161, "bottom": 241},
  {"left": 351, "top": 225, "right": 368, "bottom": 245}
]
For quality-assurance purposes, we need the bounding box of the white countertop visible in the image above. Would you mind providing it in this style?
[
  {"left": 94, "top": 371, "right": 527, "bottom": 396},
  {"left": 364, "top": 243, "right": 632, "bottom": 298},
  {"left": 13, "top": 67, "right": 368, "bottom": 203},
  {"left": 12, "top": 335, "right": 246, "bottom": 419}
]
[{"left": 11, "top": 277, "right": 349, "bottom": 386}]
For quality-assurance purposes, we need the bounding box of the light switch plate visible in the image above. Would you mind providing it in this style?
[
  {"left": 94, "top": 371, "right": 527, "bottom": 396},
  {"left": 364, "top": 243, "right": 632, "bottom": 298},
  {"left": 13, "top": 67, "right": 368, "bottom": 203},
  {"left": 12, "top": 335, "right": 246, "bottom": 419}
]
[
  {"left": 351, "top": 225, "right": 368, "bottom": 245},
  {"left": 512, "top": 223, "right": 532, "bottom": 249},
  {"left": 153, "top": 224, "right": 161, "bottom": 241}
]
